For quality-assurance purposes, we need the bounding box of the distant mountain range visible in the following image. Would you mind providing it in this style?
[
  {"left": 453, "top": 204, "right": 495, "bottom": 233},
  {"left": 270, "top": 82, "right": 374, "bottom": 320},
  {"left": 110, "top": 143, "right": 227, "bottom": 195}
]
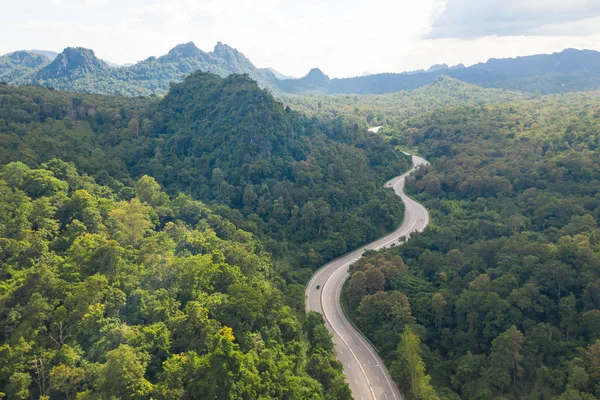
[
  {"left": 2, "top": 44, "right": 600, "bottom": 96},
  {"left": 281, "top": 49, "right": 600, "bottom": 95},
  {"left": 0, "top": 42, "right": 281, "bottom": 96}
]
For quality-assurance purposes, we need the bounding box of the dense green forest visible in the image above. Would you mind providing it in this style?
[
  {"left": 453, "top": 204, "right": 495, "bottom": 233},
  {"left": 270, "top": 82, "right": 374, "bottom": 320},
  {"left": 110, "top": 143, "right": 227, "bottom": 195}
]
[
  {"left": 0, "top": 73, "right": 415, "bottom": 398},
  {"left": 0, "top": 160, "right": 350, "bottom": 398},
  {"left": 281, "top": 76, "right": 528, "bottom": 127},
  {"left": 345, "top": 91, "right": 600, "bottom": 399},
  {"left": 0, "top": 51, "right": 51, "bottom": 83},
  {"left": 0, "top": 73, "right": 409, "bottom": 274}
]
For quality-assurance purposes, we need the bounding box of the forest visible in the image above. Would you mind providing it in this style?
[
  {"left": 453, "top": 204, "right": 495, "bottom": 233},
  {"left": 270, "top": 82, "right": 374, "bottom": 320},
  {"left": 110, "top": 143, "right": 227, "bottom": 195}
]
[
  {"left": 344, "top": 90, "right": 600, "bottom": 399},
  {"left": 0, "top": 73, "right": 410, "bottom": 274},
  {"left": 0, "top": 72, "right": 412, "bottom": 398},
  {"left": 0, "top": 160, "right": 350, "bottom": 398},
  {"left": 4, "top": 58, "right": 600, "bottom": 400},
  {"left": 281, "top": 76, "right": 528, "bottom": 127}
]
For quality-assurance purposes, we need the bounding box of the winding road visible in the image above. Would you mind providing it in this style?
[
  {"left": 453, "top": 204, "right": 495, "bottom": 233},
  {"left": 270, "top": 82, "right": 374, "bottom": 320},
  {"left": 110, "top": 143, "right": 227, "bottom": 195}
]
[{"left": 305, "top": 153, "right": 430, "bottom": 400}]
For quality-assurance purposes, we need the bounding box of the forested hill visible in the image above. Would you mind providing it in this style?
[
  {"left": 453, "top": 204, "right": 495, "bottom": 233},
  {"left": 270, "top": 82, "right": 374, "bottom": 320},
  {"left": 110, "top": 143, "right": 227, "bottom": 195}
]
[
  {"left": 0, "top": 51, "right": 51, "bottom": 83},
  {"left": 0, "top": 71, "right": 410, "bottom": 270},
  {"left": 0, "top": 69, "right": 414, "bottom": 397},
  {"left": 281, "top": 75, "right": 529, "bottom": 126}
]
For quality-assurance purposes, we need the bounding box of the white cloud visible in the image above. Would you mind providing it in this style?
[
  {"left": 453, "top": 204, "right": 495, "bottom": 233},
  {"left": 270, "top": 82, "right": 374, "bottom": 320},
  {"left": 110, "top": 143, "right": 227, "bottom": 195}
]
[
  {"left": 1, "top": 0, "right": 600, "bottom": 78},
  {"left": 427, "top": 0, "right": 600, "bottom": 38}
]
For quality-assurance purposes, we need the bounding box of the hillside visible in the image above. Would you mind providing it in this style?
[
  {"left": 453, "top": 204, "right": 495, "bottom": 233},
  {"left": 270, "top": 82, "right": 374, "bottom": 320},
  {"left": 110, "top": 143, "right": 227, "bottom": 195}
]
[
  {"left": 281, "top": 76, "right": 530, "bottom": 126},
  {"left": 0, "top": 71, "right": 410, "bottom": 269},
  {"left": 5, "top": 42, "right": 279, "bottom": 96},
  {"left": 0, "top": 69, "right": 417, "bottom": 398},
  {"left": 0, "top": 50, "right": 51, "bottom": 82},
  {"left": 0, "top": 159, "right": 351, "bottom": 399}
]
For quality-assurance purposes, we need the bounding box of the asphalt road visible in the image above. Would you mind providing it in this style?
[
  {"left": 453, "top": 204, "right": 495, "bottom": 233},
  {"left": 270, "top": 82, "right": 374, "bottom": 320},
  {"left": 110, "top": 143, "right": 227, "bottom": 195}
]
[{"left": 305, "top": 154, "right": 430, "bottom": 400}]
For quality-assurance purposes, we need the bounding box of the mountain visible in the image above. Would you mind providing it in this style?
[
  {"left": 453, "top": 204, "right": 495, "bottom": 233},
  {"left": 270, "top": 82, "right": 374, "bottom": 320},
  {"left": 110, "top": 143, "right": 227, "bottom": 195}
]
[
  {"left": 32, "top": 47, "right": 113, "bottom": 79},
  {"left": 0, "top": 50, "right": 51, "bottom": 82},
  {"left": 3, "top": 42, "right": 280, "bottom": 95},
  {"left": 21, "top": 47, "right": 147, "bottom": 95},
  {"left": 425, "top": 63, "right": 465, "bottom": 73},
  {"left": 267, "top": 67, "right": 293, "bottom": 80},
  {"left": 277, "top": 48, "right": 600, "bottom": 94},
  {"left": 427, "top": 63, "right": 449, "bottom": 72},
  {"left": 3, "top": 45, "right": 600, "bottom": 96},
  {"left": 0, "top": 71, "right": 409, "bottom": 261},
  {"left": 127, "top": 41, "right": 278, "bottom": 91},
  {"left": 29, "top": 49, "right": 58, "bottom": 60},
  {"left": 277, "top": 68, "right": 330, "bottom": 93}
]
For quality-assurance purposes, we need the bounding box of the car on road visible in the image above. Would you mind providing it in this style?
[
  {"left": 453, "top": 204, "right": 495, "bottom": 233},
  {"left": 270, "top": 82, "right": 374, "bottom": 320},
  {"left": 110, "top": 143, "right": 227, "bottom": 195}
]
[
  {"left": 316, "top": 284, "right": 321, "bottom": 290},
  {"left": 391, "top": 243, "right": 396, "bottom": 247}
]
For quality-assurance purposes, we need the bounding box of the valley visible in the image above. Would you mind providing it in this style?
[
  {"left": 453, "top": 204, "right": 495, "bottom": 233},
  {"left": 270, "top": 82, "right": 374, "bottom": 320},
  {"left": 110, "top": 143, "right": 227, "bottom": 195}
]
[{"left": 1, "top": 33, "right": 600, "bottom": 400}]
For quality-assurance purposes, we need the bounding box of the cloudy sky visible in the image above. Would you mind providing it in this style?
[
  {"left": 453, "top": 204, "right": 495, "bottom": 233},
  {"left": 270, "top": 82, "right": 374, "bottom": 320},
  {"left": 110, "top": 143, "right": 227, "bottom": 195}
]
[{"left": 2, "top": 0, "right": 600, "bottom": 78}]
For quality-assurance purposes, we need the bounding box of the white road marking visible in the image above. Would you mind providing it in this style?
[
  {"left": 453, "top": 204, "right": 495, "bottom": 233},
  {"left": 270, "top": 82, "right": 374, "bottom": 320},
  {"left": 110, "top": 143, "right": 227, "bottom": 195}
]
[{"left": 377, "top": 376, "right": 381, "bottom": 382}]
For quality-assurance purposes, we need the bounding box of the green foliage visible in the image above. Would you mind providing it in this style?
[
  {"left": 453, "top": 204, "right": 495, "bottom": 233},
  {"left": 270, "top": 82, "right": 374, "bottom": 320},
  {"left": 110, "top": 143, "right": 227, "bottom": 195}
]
[
  {"left": 0, "top": 73, "right": 410, "bottom": 271},
  {"left": 282, "top": 76, "right": 527, "bottom": 127},
  {"left": 344, "top": 91, "right": 600, "bottom": 399},
  {"left": 392, "top": 326, "right": 439, "bottom": 400},
  {"left": 0, "top": 163, "right": 348, "bottom": 398},
  {"left": 0, "top": 51, "right": 50, "bottom": 83}
]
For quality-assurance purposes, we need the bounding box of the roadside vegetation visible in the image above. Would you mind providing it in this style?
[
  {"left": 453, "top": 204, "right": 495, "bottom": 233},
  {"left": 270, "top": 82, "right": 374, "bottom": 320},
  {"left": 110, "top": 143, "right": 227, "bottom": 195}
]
[{"left": 344, "top": 91, "right": 600, "bottom": 399}]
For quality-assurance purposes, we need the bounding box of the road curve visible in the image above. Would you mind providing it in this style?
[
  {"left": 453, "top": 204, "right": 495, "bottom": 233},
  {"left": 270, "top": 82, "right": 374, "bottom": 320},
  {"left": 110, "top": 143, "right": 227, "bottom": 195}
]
[{"left": 305, "top": 153, "right": 430, "bottom": 400}]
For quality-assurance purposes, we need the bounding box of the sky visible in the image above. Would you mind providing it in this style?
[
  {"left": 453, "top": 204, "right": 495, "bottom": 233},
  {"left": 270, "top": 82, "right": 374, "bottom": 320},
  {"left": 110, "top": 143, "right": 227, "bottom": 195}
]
[{"left": 2, "top": 0, "right": 600, "bottom": 78}]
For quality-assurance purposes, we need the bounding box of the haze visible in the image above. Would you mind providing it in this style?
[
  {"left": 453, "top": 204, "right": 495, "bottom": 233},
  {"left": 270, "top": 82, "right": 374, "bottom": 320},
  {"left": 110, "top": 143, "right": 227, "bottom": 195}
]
[{"left": 2, "top": 0, "right": 600, "bottom": 78}]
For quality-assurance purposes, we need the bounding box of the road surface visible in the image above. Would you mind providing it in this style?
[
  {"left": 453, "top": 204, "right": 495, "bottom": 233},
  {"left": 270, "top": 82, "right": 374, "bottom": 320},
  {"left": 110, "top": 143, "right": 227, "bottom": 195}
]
[{"left": 305, "top": 153, "right": 430, "bottom": 400}]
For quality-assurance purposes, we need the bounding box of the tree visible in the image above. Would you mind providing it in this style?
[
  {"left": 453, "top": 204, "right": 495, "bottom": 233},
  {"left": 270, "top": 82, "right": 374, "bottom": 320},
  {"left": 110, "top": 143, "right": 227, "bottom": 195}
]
[
  {"left": 488, "top": 326, "right": 524, "bottom": 389},
  {"left": 49, "top": 364, "right": 84, "bottom": 399},
  {"left": 135, "top": 175, "right": 169, "bottom": 208},
  {"left": 109, "top": 198, "right": 155, "bottom": 246},
  {"left": 431, "top": 293, "right": 447, "bottom": 328},
  {"left": 6, "top": 372, "right": 31, "bottom": 400},
  {"left": 560, "top": 294, "right": 577, "bottom": 341},
  {"left": 392, "top": 326, "right": 439, "bottom": 400},
  {"left": 364, "top": 267, "right": 385, "bottom": 294},
  {"left": 96, "top": 344, "right": 153, "bottom": 399},
  {"left": 346, "top": 271, "right": 367, "bottom": 306}
]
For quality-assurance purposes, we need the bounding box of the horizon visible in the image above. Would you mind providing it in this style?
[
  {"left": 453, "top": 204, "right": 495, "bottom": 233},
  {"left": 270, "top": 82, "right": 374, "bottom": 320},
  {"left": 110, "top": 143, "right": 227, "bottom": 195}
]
[
  {"left": 2, "top": 0, "right": 600, "bottom": 78},
  {"left": 4, "top": 42, "right": 597, "bottom": 80}
]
